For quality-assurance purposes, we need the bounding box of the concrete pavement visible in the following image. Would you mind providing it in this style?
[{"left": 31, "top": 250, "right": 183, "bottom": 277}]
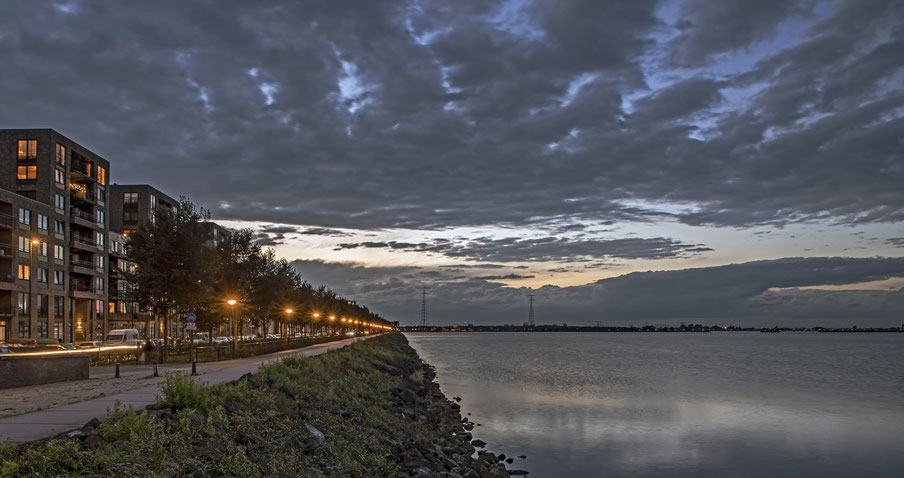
[{"left": 0, "top": 335, "right": 373, "bottom": 444}]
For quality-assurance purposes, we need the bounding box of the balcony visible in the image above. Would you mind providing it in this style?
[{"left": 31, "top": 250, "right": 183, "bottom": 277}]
[
  {"left": 0, "top": 213, "right": 14, "bottom": 228},
  {"left": 0, "top": 304, "right": 12, "bottom": 317},
  {"left": 71, "top": 159, "right": 95, "bottom": 180},
  {"left": 70, "top": 208, "right": 101, "bottom": 229},
  {"left": 70, "top": 282, "right": 96, "bottom": 293},
  {"left": 110, "top": 289, "right": 136, "bottom": 300},
  {"left": 71, "top": 235, "right": 98, "bottom": 250},
  {"left": 70, "top": 189, "right": 95, "bottom": 205},
  {"left": 0, "top": 243, "right": 15, "bottom": 258},
  {"left": 0, "top": 273, "right": 14, "bottom": 283}
]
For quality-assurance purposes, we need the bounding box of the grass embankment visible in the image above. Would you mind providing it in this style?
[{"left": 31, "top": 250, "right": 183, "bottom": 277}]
[{"left": 1, "top": 333, "right": 514, "bottom": 478}]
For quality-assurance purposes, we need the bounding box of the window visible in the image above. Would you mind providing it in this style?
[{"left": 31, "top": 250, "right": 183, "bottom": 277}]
[
  {"left": 118, "top": 260, "right": 130, "bottom": 273},
  {"left": 96, "top": 210, "right": 104, "bottom": 224},
  {"left": 37, "top": 321, "right": 48, "bottom": 337},
  {"left": 37, "top": 295, "right": 48, "bottom": 317},
  {"left": 17, "top": 140, "right": 37, "bottom": 160},
  {"left": 122, "top": 229, "right": 136, "bottom": 237},
  {"left": 36, "top": 268, "right": 48, "bottom": 283},
  {"left": 95, "top": 299, "right": 104, "bottom": 315},
  {"left": 53, "top": 322, "right": 63, "bottom": 338},
  {"left": 123, "top": 192, "right": 138, "bottom": 206},
  {"left": 18, "top": 320, "right": 29, "bottom": 338},
  {"left": 95, "top": 277, "right": 104, "bottom": 291},
  {"left": 96, "top": 166, "right": 106, "bottom": 185},
  {"left": 55, "top": 296, "right": 65, "bottom": 317},
  {"left": 123, "top": 211, "right": 139, "bottom": 222},
  {"left": 97, "top": 187, "right": 105, "bottom": 203},
  {"left": 17, "top": 264, "right": 30, "bottom": 280},
  {"left": 53, "top": 245, "right": 63, "bottom": 260},
  {"left": 54, "top": 219, "right": 65, "bottom": 234},
  {"left": 56, "top": 144, "right": 66, "bottom": 165},
  {"left": 55, "top": 169, "right": 65, "bottom": 184},
  {"left": 95, "top": 232, "right": 105, "bottom": 247},
  {"left": 18, "top": 208, "right": 30, "bottom": 225},
  {"left": 96, "top": 255, "right": 104, "bottom": 270},
  {"left": 18, "top": 236, "right": 28, "bottom": 252},
  {"left": 120, "top": 302, "right": 128, "bottom": 313},
  {"left": 54, "top": 194, "right": 65, "bottom": 209},
  {"left": 108, "top": 301, "right": 115, "bottom": 314},
  {"left": 17, "top": 165, "right": 37, "bottom": 180},
  {"left": 53, "top": 270, "right": 64, "bottom": 285},
  {"left": 39, "top": 242, "right": 47, "bottom": 256},
  {"left": 37, "top": 214, "right": 48, "bottom": 230}
]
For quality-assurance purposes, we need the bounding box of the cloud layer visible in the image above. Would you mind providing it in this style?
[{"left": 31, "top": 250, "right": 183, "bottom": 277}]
[
  {"left": 292, "top": 256, "right": 904, "bottom": 326},
  {"left": 0, "top": 0, "right": 900, "bottom": 231}
]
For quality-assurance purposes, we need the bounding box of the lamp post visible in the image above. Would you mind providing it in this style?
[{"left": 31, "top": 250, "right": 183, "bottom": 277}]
[
  {"left": 328, "top": 314, "right": 335, "bottom": 336},
  {"left": 28, "top": 239, "right": 39, "bottom": 340},
  {"left": 312, "top": 313, "right": 319, "bottom": 338},
  {"left": 227, "top": 299, "right": 237, "bottom": 356},
  {"left": 285, "top": 308, "right": 293, "bottom": 344}
]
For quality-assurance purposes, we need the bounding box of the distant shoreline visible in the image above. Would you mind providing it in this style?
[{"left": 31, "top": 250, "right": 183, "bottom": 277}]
[{"left": 402, "top": 325, "right": 904, "bottom": 333}]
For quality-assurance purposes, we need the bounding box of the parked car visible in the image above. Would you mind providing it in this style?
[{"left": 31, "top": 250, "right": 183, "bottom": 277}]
[
  {"left": 78, "top": 341, "right": 103, "bottom": 348},
  {"left": 60, "top": 343, "right": 78, "bottom": 350},
  {"left": 104, "top": 329, "right": 141, "bottom": 346},
  {"left": 0, "top": 346, "right": 11, "bottom": 354}
]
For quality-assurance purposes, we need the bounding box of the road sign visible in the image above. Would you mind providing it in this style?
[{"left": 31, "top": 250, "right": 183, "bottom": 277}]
[
  {"left": 95, "top": 323, "right": 103, "bottom": 331},
  {"left": 186, "top": 313, "right": 196, "bottom": 323},
  {"left": 185, "top": 323, "right": 197, "bottom": 331}
]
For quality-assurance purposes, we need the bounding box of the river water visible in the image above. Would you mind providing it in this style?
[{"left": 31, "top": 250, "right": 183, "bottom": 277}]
[{"left": 405, "top": 332, "right": 904, "bottom": 477}]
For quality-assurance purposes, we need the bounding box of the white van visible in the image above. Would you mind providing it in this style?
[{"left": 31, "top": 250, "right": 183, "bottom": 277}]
[{"left": 104, "top": 329, "right": 141, "bottom": 346}]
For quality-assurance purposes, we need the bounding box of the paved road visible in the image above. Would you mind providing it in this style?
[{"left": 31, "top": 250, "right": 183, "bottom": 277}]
[{"left": 0, "top": 335, "right": 374, "bottom": 444}]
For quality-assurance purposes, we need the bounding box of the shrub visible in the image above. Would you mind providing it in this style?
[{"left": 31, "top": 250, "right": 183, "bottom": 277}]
[{"left": 158, "top": 372, "right": 210, "bottom": 411}]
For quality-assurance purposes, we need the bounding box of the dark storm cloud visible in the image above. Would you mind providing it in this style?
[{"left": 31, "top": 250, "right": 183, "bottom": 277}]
[
  {"left": 335, "top": 235, "right": 710, "bottom": 262},
  {"left": 0, "top": 0, "right": 901, "bottom": 231},
  {"left": 259, "top": 225, "right": 300, "bottom": 234},
  {"left": 300, "top": 256, "right": 904, "bottom": 326},
  {"left": 472, "top": 274, "right": 536, "bottom": 281},
  {"left": 299, "top": 227, "right": 351, "bottom": 237}
]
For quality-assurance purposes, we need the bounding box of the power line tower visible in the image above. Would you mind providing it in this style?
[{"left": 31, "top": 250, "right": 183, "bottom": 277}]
[
  {"left": 420, "top": 287, "right": 430, "bottom": 326},
  {"left": 528, "top": 293, "right": 535, "bottom": 327}
]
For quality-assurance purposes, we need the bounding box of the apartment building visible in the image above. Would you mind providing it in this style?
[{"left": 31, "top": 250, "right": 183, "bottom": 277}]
[{"left": 0, "top": 129, "right": 110, "bottom": 343}]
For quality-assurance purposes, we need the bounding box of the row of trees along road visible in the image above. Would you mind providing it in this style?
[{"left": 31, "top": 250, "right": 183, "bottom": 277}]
[{"left": 125, "top": 198, "right": 391, "bottom": 358}]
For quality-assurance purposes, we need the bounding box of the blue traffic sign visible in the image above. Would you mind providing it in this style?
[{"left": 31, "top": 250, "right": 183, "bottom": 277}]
[{"left": 186, "top": 313, "right": 196, "bottom": 323}]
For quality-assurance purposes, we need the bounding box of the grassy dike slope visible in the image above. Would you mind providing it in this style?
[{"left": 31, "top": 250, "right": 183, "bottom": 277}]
[{"left": 1, "top": 333, "right": 515, "bottom": 478}]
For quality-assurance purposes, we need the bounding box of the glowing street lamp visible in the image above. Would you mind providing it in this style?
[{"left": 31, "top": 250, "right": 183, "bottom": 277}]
[
  {"left": 284, "top": 308, "right": 293, "bottom": 343},
  {"left": 226, "top": 299, "right": 238, "bottom": 355}
]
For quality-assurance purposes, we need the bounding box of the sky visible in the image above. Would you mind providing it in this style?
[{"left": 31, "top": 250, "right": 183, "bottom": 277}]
[{"left": 1, "top": 0, "right": 902, "bottom": 326}]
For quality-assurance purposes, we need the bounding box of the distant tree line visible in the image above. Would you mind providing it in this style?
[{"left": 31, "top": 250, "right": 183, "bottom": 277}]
[{"left": 124, "top": 198, "right": 390, "bottom": 351}]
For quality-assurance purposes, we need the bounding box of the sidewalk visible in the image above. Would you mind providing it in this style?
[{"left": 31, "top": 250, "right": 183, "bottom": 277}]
[{"left": 0, "top": 335, "right": 373, "bottom": 444}]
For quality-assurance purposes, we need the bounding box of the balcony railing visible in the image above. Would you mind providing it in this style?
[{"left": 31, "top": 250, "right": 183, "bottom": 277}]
[
  {"left": 69, "top": 258, "right": 96, "bottom": 269},
  {"left": 111, "top": 289, "right": 136, "bottom": 300},
  {"left": 70, "top": 190, "right": 95, "bottom": 204},
  {"left": 70, "top": 208, "right": 98, "bottom": 223},
  {"left": 0, "top": 304, "right": 13, "bottom": 316},
  {"left": 0, "top": 243, "right": 15, "bottom": 257},
  {"left": 70, "top": 283, "right": 95, "bottom": 293},
  {"left": 0, "top": 213, "right": 14, "bottom": 228},
  {"left": 0, "top": 273, "right": 14, "bottom": 283},
  {"left": 71, "top": 235, "right": 98, "bottom": 248},
  {"left": 71, "top": 159, "right": 94, "bottom": 178}
]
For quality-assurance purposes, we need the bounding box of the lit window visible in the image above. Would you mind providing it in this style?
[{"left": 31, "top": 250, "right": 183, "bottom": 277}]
[
  {"left": 122, "top": 229, "right": 136, "bottom": 237},
  {"left": 18, "top": 236, "right": 28, "bottom": 252},
  {"left": 108, "top": 301, "right": 115, "bottom": 314},
  {"left": 39, "top": 242, "right": 47, "bottom": 256},
  {"left": 53, "top": 245, "right": 63, "bottom": 260},
  {"left": 17, "top": 165, "right": 37, "bottom": 180},
  {"left": 17, "top": 264, "right": 29, "bottom": 280},
  {"left": 96, "top": 166, "right": 106, "bottom": 185},
  {"left": 17, "top": 140, "right": 37, "bottom": 160},
  {"left": 56, "top": 144, "right": 66, "bottom": 165},
  {"left": 53, "top": 270, "right": 64, "bottom": 285},
  {"left": 96, "top": 210, "right": 104, "bottom": 224},
  {"left": 95, "top": 232, "right": 105, "bottom": 246},
  {"left": 119, "top": 302, "right": 127, "bottom": 313}
]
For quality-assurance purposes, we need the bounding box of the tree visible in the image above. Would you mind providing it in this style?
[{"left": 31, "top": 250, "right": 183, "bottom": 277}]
[{"left": 126, "top": 198, "right": 212, "bottom": 360}]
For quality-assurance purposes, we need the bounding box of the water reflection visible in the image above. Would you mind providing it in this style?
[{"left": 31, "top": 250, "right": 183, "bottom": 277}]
[{"left": 407, "top": 332, "right": 904, "bottom": 477}]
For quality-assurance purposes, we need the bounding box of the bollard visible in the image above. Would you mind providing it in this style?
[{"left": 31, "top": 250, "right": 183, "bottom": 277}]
[
  {"left": 115, "top": 363, "right": 120, "bottom": 378},
  {"left": 153, "top": 362, "right": 158, "bottom": 377},
  {"left": 191, "top": 361, "right": 197, "bottom": 376}
]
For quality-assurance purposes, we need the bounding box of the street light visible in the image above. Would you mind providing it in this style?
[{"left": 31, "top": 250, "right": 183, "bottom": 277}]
[
  {"left": 226, "top": 299, "right": 238, "bottom": 356},
  {"left": 285, "top": 308, "right": 293, "bottom": 343}
]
